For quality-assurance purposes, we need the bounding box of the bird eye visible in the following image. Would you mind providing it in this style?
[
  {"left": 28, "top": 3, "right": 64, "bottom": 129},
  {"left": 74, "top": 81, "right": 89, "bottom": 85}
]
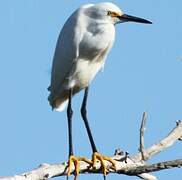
[{"left": 107, "top": 11, "right": 112, "bottom": 16}]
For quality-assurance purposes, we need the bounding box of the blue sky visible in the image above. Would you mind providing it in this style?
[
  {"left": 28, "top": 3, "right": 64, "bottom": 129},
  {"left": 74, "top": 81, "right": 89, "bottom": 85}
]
[{"left": 0, "top": 0, "right": 181, "bottom": 179}]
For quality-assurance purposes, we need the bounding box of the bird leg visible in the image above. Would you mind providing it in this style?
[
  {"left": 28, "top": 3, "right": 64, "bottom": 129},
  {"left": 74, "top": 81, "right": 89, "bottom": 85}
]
[
  {"left": 81, "top": 87, "right": 98, "bottom": 153},
  {"left": 81, "top": 87, "right": 117, "bottom": 178},
  {"left": 66, "top": 89, "right": 92, "bottom": 179},
  {"left": 67, "top": 89, "right": 74, "bottom": 157}
]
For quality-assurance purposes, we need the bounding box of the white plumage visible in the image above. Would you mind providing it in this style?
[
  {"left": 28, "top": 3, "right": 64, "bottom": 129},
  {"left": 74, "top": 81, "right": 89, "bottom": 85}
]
[
  {"left": 48, "top": 2, "right": 152, "bottom": 111},
  {"left": 48, "top": 3, "right": 119, "bottom": 111}
]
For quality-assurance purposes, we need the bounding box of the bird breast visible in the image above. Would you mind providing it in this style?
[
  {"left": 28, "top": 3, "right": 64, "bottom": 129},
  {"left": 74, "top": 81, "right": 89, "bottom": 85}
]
[
  {"left": 73, "top": 59, "right": 104, "bottom": 88},
  {"left": 70, "top": 23, "right": 115, "bottom": 89},
  {"left": 79, "top": 23, "right": 115, "bottom": 61}
]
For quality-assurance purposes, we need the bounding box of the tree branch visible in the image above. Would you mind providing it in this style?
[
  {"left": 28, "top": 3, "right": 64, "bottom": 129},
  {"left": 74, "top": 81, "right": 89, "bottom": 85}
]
[
  {"left": 132, "top": 120, "right": 182, "bottom": 162},
  {"left": 139, "top": 112, "right": 147, "bottom": 161},
  {"left": 120, "top": 159, "right": 182, "bottom": 175},
  {"left": 0, "top": 118, "right": 181, "bottom": 180}
]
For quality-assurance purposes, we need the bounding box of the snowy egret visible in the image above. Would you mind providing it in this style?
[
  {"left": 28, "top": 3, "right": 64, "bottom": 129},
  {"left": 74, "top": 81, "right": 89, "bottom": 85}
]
[{"left": 48, "top": 2, "right": 152, "bottom": 178}]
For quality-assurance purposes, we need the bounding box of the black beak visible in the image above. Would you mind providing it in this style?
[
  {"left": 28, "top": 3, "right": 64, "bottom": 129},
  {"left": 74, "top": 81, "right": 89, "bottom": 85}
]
[{"left": 119, "top": 14, "right": 152, "bottom": 24}]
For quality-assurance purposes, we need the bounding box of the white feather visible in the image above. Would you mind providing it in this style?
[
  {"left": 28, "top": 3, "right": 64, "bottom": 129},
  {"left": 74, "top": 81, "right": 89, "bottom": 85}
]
[
  {"left": 48, "top": 2, "right": 120, "bottom": 110},
  {"left": 55, "top": 99, "right": 68, "bottom": 112}
]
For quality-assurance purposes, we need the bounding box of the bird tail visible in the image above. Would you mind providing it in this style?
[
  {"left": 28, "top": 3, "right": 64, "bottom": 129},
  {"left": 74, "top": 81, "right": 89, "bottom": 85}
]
[
  {"left": 54, "top": 99, "right": 68, "bottom": 112},
  {"left": 48, "top": 87, "right": 69, "bottom": 112}
]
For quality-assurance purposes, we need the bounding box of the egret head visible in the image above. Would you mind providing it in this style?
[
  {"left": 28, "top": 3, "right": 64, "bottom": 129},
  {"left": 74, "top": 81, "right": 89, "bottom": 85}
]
[{"left": 84, "top": 2, "right": 152, "bottom": 25}]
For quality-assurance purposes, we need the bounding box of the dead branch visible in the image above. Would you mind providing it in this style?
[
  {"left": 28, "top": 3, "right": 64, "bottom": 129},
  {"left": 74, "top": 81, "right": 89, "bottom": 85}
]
[
  {"left": 120, "top": 159, "right": 182, "bottom": 175},
  {"left": 132, "top": 120, "right": 182, "bottom": 162},
  {"left": 139, "top": 112, "right": 147, "bottom": 161},
  {"left": 0, "top": 118, "right": 181, "bottom": 180}
]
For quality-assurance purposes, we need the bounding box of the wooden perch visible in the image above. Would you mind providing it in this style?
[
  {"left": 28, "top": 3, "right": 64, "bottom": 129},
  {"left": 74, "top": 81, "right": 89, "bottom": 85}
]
[{"left": 0, "top": 114, "right": 181, "bottom": 180}]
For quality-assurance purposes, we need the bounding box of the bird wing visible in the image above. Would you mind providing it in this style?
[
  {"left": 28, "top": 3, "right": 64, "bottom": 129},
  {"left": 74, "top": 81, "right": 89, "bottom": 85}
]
[
  {"left": 48, "top": 4, "right": 115, "bottom": 108},
  {"left": 48, "top": 10, "right": 83, "bottom": 96}
]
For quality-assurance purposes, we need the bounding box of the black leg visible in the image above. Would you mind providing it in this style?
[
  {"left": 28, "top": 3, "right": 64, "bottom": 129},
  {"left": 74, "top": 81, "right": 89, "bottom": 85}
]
[
  {"left": 81, "top": 87, "right": 98, "bottom": 153},
  {"left": 67, "top": 88, "right": 73, "bottom": 156}
]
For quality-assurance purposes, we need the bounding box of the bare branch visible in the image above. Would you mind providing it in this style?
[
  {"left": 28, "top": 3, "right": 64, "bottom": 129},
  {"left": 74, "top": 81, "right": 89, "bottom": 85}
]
[
  {"left": 133, "top": 121, "right": 182, "bottom": 162},
  {"left": 137, "top": 173, "right": 157, "bottom": 180},
  {"left": 139, "top": 112, "right": 147, "bottom": 161},
  {"left": 0, "top": 120, "right": 181, "bottom": 180},
  {"left": 1, "top": 158, "right": 181, "bottom": 180},
  {"left": 176, "top": 120, "right": 182, "bottom": 141},
  {"left": 121, "top": 159, "right": 182, "bottom": 175},
  {"left": 0, "top": 156, "right": 157, "bottom": 180}
]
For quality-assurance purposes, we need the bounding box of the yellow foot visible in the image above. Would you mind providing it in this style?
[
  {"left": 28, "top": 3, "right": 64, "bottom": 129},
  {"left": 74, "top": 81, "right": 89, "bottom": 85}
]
[
  {"left": 67, "top": 155, "right": 92, "bottom": 179},
  {"left": 92, "top": 152, "right": 116, "bottom": 177}
]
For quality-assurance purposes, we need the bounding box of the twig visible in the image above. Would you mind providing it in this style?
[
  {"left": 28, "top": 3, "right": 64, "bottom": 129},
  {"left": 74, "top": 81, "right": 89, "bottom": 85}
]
[
  {"left": 139, "top": 112, "right": 147, "bottom": 161},
  {"left": 133, "top": 120, "right": 182, "bottom": 162},
  {"left": 176, "top": 120, "right": 182, "bottom": 141}
]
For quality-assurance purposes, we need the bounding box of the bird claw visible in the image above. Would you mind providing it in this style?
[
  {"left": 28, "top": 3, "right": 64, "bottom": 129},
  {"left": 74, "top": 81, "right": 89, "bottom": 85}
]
[
  {"left": 67, "top": 155, "right": 92, "bottom": 179},
  {"left": 92, "top": 152, "right": 116, "bottom": 177},
  {"left": 66, "top": 153, "right": 116, "bottom": 178}
]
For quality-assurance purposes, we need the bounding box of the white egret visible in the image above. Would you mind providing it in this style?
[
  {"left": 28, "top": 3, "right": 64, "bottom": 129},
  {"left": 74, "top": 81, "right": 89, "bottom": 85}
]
[{"left": 48, "top": 2, "right": 152, "bottom": 178}]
